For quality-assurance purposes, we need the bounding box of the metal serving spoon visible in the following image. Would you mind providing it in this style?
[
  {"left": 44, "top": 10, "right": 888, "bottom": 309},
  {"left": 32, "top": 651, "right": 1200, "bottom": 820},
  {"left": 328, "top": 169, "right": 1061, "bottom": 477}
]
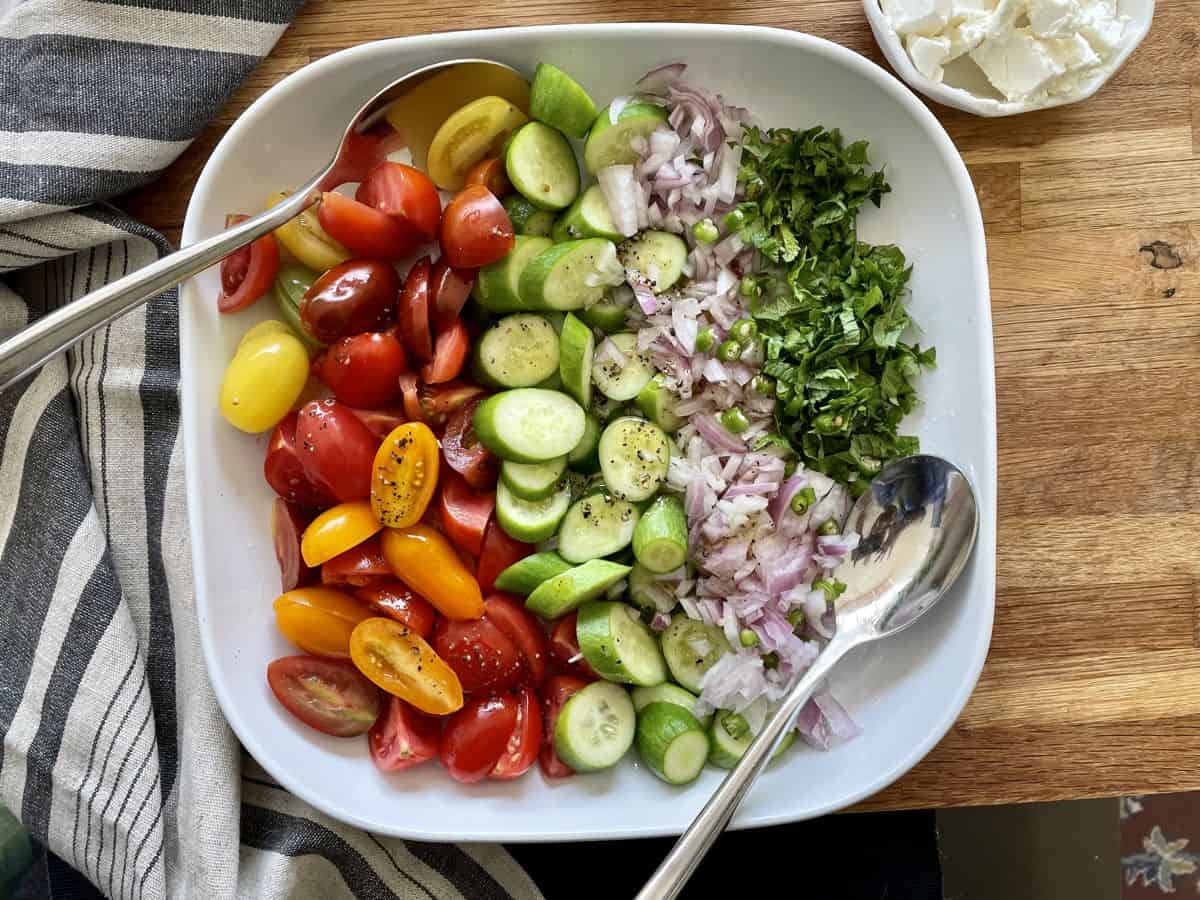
[
  {"left": 635, "top": 454, "right": 979, "bottom": 900},
  {"left": 0, "top": 58, "right": 517, "bottom": 393}
]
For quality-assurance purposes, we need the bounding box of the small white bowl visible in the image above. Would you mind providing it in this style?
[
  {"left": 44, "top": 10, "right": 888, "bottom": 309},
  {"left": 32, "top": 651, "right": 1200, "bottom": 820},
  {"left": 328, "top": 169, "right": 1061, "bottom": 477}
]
[{"left": 863, "top": 0, "right": 1154, "bottom": 116}]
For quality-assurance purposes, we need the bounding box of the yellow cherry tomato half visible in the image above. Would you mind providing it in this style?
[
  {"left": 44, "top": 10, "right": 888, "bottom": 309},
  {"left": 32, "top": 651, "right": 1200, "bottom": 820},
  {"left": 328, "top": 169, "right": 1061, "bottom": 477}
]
[
  {"left": 300, "top": 500, "right": 382, "bottom": 568},
  {"left": 273, "top": 587, "right": 373, "bottom": 659},
  {"left": 380, "top": 524, "right": 484, "bottom": 620},
  {"left": 265, "top": 191, "right": 353, "bottom": 273},
  {"left": 349, "top": 617, "right": 464, "bottom": 715},
  {"left": 426, "top": 96, "right": 529, "bottom": 191},
  {"left": 370, "top": 422, "right": 440, "bottom": 529},
  {"left": 219, "top": 330, "right": 309, "bottom": 433}
]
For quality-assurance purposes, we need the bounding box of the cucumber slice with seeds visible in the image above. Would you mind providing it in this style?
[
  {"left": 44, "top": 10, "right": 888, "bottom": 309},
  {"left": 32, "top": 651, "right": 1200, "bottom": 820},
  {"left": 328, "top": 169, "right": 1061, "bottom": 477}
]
[
  {"left": 619, "top": 230, "right": 688, "bottom": 293},
  {"left": 519, "top": 239, "right": 624, "bottom": 311},
  {"left": 496, "top": 480, "right": 571, "bottom": 543},
  {"left": 592, "top": 333, "right": 655, "bottom": 402},
  {"left": 473, "top": 388, "right": 586, "bottom": 463},
  {"left": 529, "top": 62, "right": 598, "bottom": 140},
  {"left": 554, "top": 681, "right": 636, "bottom": 772},
  {"left": 493, "top": 550, "right": 573, "bottom": 595},
  {"left": 599, "top": 416, "right": 670, "bottom": 502},
  {"left": 503, "top": 194, "right": 556, "bottom": 237},
  {"left": 500, "top": 456, "right": 567, "bottom": 500},
  {"left": 475, "top": 314, "right": 560, "bottom": 388},
  {"left": 637, "top": 702, "right": 708, "bottom": 784},
  {"left": 473, "top": 234, "right": 553, "bottom": 312},
  {"left": 576, "top": 600, "right": 668, "bottom": 686},
  {"left": 631, "top": 683, "right": 710, "bottom": 729},
  {"left": 557, "top": 492, "right": 640, "bottom": 563},
  {"left": 660, "top": 615, "right": 732, "bottom": 693},
  {"left": 636, "top": 374, "right": 684, "bottom": 432},
  {"left": 506, "top": 121, "right": 580, "bottom": 211},
  {"left": 584, "top": 102, "right": 670, "bottom": 175},
  {"left": 558, "top": 312, "right": 594, "bottom": 408},
  {"left": 525, "top": 558, "right": 632, "bottom": 618},
  {"left": 552, "top": 185, "right": 623, "bottom": 243}
]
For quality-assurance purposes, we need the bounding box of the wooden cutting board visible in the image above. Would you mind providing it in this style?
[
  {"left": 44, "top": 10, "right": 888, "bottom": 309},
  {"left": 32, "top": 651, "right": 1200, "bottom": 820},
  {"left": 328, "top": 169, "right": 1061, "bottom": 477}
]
[{"left": 120, "top": 0, "right": 1200, "bottom": 809}]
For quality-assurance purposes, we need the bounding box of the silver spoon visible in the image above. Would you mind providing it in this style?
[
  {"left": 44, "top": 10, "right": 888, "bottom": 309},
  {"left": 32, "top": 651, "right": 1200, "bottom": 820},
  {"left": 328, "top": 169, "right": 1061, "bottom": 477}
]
[
  {"left": 635, "top": 454, "right": 979, "bottom": 900},
  {"left": 0, "top": 58, "right": 517, "bottom": 393}
]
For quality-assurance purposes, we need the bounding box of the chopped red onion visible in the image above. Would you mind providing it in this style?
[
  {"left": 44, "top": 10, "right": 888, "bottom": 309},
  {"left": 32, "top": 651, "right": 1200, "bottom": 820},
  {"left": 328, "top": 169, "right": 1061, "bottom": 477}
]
[
  {"left": 637, "top": 62, "right": 687, "bottom": 93},
  {"left": 694, "top": 415, "right": 745, "bottom": 453}
]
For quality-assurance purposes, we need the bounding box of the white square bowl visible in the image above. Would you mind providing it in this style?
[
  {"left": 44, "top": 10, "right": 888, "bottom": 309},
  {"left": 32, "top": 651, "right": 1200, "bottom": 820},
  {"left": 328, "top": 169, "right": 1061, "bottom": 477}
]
[{"left": 180, "top": 23, "right": 996, "bottom": 841}]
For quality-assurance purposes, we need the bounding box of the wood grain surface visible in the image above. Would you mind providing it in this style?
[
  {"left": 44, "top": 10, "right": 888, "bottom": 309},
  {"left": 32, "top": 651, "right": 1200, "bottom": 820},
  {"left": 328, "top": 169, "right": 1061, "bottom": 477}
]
[{"left": 118, "top": 0, "right": 1200, "bottom": 810}]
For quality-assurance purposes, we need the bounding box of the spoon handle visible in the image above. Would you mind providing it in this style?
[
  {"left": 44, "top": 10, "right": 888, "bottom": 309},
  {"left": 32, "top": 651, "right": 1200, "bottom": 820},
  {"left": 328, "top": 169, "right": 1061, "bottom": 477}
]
[
  {"left": 634, "top": 631, "right": 857, "bottom": 900},
  {"left": 0, "top": 189, "right": 315, "bottom": 394}
]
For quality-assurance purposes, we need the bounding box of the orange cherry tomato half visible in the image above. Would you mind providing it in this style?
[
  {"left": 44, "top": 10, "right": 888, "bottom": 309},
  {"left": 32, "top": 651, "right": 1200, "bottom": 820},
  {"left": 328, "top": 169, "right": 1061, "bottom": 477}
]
[
  {"left": 354, "top": 580, "right": 437, "bottom": 638},
  {"left": 317, "top": 191, "right": 419, "bottom": 260},
  {"left": 300, "top": 500, "right": 382, "bottom": 568},
  {"left": 420, "top": 319, "right": 470, "bottom": 384},
  {"left": 267, "top": 655, "right": 382, "bottom": 737},
  {"left": 490, "top": 685, "right": 541, "bottom": 780},
  {"left": 349, "top": 617, "right": 464, "bottom": 715},
  {"left": 439, "top": 184, "right": 515, "bottom": 268},
  {"left": 273, "top": 586, "right": 374, "bottom": 658},
  {"left": 356, "top": 162, "right": 442, "bottom": 242},
  {"left": 370, "top": 422, "right": 439, "bottom": 528},
  {"left": 380, "top": 524, "right": 484, "bottom": 620},
  {"left": 369, "top": 696, "right": 442, "bottom": 771},
  {"left": 218, "top": 214, "right": 281, "bottom": 313},
  {"left": 464, "top": 157, "right": 511, "bottom": 198}
]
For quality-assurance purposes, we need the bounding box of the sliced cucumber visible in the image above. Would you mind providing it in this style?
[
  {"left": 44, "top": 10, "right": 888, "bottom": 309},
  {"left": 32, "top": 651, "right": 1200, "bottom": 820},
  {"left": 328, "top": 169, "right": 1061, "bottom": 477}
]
[
  {"left": 557, "top": 492, "right": 640, "bottom": 563},
  {"left": 496, "top": 479, "right": 571, "bottom": 543},
  {"left": 506, "top": 121, "right": 580, "bottom": 211},
  {"left": 619, "top": 230, "right": 688, "bottom": 293},
  {"left": 598, "top": 416, "right": 670, "bottom": 502},
  {"left": 501, "top": 456, "right": 567, "bottom": 501},
  {"left": 576, "top": 600, "right": 668, "bottom": 686},
  {"left": 628, "top": 562, "right": 675, "bottom": 614},
  {"left": 519, "top": 238, "right": 624, "bottom": 311},
  {"left": 473, "top": 388, "right": 586, "bottom": 463},
  {"left": 579, "top": 297, "right": 629, "bottom": 333},
  {"left": 474, "top": 234, "right": 553, "bottom": 313},
  {"left": 708, "top": 710, "right": 796, "bottom": 769},
  {"left": 632, "top": 495, "right": 688, "bottom": 573},
  {"left": 584, "top": 102, "right": 670, "bottom": 175},
  {"left": 590, "top": 392, "right": 628, "bottom": 423},
  {"left": 494, "top": 551, "right": 573, "bottom": 595},
  {"left": 552, "top": 185, "right": 624, "bottom": 243},
  {"left": 592, "top": 333, "right": 655, "bottom": 402},
  {"left": 475, "top": 314, "right": 560, "bottom": 388},
  {"left": 567, "top": 413, "right": 602, "bottom": 474},
  {"left": 631, "top": 683, "right": 710, "bottom": 729},
  {"left": 554, "top": 681, "right": 636, "bottom": 772},
  {"left": 558, "top": 312, "right": 594, "bottom": 408},
  {"left": 637, "top": 702, "right": 709, "bottom": 785},
  {"left": 536, "top": 369, "right": 564, "bottom": 390},
  {"left": 529, "top": 62, "right": 598, "bottom": 140},
  {"left": 564, "top": 470, "right": 601, "bottom": 502},
  {"left": 636, "top": 374, "right": 684, "bottom": 432},
  {"left": 526, "top": 558, "right": 632, "bottom": 619},
  {"left": 660, "top": 615, "right": 732, "bottom": 693},
  {"left": 503, "top": 194, "right": 556, "bottom": 237}
]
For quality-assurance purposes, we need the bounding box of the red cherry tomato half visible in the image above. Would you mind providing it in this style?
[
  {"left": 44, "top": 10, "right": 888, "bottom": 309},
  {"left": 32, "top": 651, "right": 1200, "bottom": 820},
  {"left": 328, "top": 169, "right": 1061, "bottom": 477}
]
[
  {"left": 538, "top": 675, "right": 588, "bottom": 778},
  {"left": 431, "top": 616, "right": 525, "bottom": 695},
  {"left": 320, "top": 534, "right": 390, "bottom": 587},
  {"left": 490, "top": 686, "right": 541, "bottom": 780},
  {"left": 295, "top": 399, "right": 380, "bottom": 502},
  {"left": 301, "top": 258, "right": 400, "bottom": 344},
  {"left": 345, "top": 407, "right": 408, "bottom": 440},
  {"left": 439, "top": 184, "right": 515, "bottom": 268},
  {"left": 272, "top": 498, "right": 316, "bottom": 592},
  {"left": 317, "top": 191, "right": 419, "bottom": 260},
  {"left": 369, "top": 695, "right": 442, "bottom": 772},
  {"left": 356, "top": 162, "right": 442, "bottom": 242},
  {"left": 398, "top": 256, "right": 433, "bottom": 362},
  {"left": 485, "top": 594, "right": 548, "bottom": 687},
  {"left": 217, "top": 214, "right": 281, "bottom": 314},
  {"left": 354, "top": 580, "right": 437, "bottom": 639},
  {"left": 314, "top": 332, "right": 408, "bottom": 409},
  {"left": 549, "top": 611, "right": 599, "bottom": 680},
  {"left": 440, "top": 693, "right": 519, "bottom": 784},
  {"left": 420, "top": 319, "right": 469, "bottom": 384},
  {"left": 400, "top": 378, "right": 486, "bottom": 433},
  {"left": 442, "top": 395, "right": 499, "bottom": 490},
  {"left": 267, "top": 655, "right": 382, "bottom": 737},
  {"left": 464, "top": 157, "right": 512, "bottom": 198},
  {"left": 438, "top": 469, "right": 495, "bottom": 557},
  {"left": 264, "top": 411, "right": 336, "bottom": 509},
  {"left": 477, "top": 518, "right": 533, "bottom": 595},
  {"left": 430, "top": 260, "right": 476, "bottom": 333}
]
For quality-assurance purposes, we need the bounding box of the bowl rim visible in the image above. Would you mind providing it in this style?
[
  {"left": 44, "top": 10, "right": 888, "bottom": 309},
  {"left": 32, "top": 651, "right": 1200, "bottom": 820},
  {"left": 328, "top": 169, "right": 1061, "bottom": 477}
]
[{"left": 181, "top": 21, "right": 997, "bottom": 840}]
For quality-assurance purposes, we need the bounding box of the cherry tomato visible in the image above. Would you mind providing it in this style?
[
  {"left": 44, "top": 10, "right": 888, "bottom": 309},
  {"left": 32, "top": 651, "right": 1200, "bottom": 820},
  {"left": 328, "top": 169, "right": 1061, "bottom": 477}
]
[
  {"left": 267, "top": 655, "right": 382, "bottom": 737},
  {"left": 397, "top": 256, "right": 433, "bottom": 362},
  {"left": 272, "top": 498, "right": 315, "bottom": 592},
  {"left": 399, "top": 377, "right": 485, "bottom": 432},
  {"left": 420, "top": 319, "right": 469, "bottom": 384},
  {"left": 369, "top": 696, "right": 442, "bottom": 772},
  {"left": 432, "top": 616, "right": 524, "bottom": 694},
  {"left": 370, "top": 422, "right": 439, "bottom": 528},
  {"left": 267, "top": 192, "right": 352, "bottom": 272},
  {"left": 320, "top": 534, "right": 390, "bottom": 587},
  {"left": 356, "top": 162, "right": 442, "bottom": 242},
  {"left": 442, "top": 396, "right": 498, "bottom": 490},
  {"left": 438, "top": 469, "right": 494, "bottom": 556},
  {"left": 218, "top": 214, "right": 281, "bottom": 313},
  {"left": 381, "top": 525, "right": 484, "bottom": 620},
  {"left": 464, "top": 157, "right": 511, "bottom": 198},
  {"left": 316, "top": 191, "right": 419, "bottom": 260},
  {"left": 430, "top": 260, "right": 476, "bottom": 332},
  {"left": 273, "top": 586, "right": 373, "bottom": 658},
  {"left": 265, "top": 412, "right": 336, "bottom": 509},
  {"left": 439, "top": 184, "right": 515, "bottom": 268},
  {"left": 490, "top": 686, "right": 541, "bottom": 780},
  {"left": 301, "top": 259, "right": 400, "bottom": 344},
  {"left": 349, "top": 617, "right": 464, "bottom": 715},
  {"left": 345, "top": 407, "right": 407, "bottom": 440},
  {"left": 219, "top": 329, "right": 309, "bottom": 433},
  {"left": 538, "top": 675, "right": 588, "bottom": 778},
  {"left": 549, "top": 611, "right": 598, "bottom": 680},
  {"left": 484, "top": 594, "right": 548, "bottom": 687},
  {"left": 439, "top": 693, "right": 519, "bottom": 784},
  {"left": 296, "top": 399, "right": 380, "bottom": 502},
  {"left": 314, "top": 333, "right": 407, "bottom": 409},
  {"left": 300, "top": 500, "right": 381, "bottom": 568},
  {"left": 354, "top": 581, "right": 437, "bottom": 638},
  {"left": 476, "top": 519, "right": 533, "bottom": 595}
]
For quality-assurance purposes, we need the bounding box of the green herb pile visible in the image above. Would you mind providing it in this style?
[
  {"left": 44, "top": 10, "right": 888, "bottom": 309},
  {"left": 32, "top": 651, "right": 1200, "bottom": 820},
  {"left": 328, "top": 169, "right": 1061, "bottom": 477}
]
[{"left": 732, "top": 125, "right": 935, "bottom": 488}]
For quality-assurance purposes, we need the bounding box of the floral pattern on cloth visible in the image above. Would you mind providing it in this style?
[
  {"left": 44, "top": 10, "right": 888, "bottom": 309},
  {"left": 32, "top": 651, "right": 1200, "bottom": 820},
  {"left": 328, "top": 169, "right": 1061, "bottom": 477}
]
[{"left": 1123, "top": 795, "right": 1200, "bottom": 896}]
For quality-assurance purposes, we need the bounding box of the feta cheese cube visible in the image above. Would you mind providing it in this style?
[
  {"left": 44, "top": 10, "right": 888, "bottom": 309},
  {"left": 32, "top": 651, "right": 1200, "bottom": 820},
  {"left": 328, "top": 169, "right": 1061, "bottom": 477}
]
[
  {"left": 1045, "top": 32, "right": 1101, "bottom": 69},
  {"left": 970, "top": 28, "right": 1067, "bottom": 100},
  {"left": 949, "top": 0, "right": 996, "bottom": 17},
  {"left": 907, "top": 34, "right": 954, "bottom": 80},
  {"left": 1076, "top": 0, "right": 1128, "bottom": 56},
  {"left": 883, "top": 0, "right": 953, "bottom": 36},
  {"left": 1028, "top": 0, "right": 1080, "bottom": 38}
]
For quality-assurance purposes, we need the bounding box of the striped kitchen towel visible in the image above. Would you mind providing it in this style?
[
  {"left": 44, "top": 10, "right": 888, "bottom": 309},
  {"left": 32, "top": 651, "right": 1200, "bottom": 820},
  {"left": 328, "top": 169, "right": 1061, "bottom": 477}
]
[{"left": 0, "top": 2, "right": 542, "bottom": 898}]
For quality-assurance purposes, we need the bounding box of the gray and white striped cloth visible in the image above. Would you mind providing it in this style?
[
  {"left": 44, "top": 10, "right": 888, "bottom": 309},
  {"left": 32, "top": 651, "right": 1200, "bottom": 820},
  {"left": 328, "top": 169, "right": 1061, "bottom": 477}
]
[{"left": 0, "top": 2, "right": 542, "bottom": 898}]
